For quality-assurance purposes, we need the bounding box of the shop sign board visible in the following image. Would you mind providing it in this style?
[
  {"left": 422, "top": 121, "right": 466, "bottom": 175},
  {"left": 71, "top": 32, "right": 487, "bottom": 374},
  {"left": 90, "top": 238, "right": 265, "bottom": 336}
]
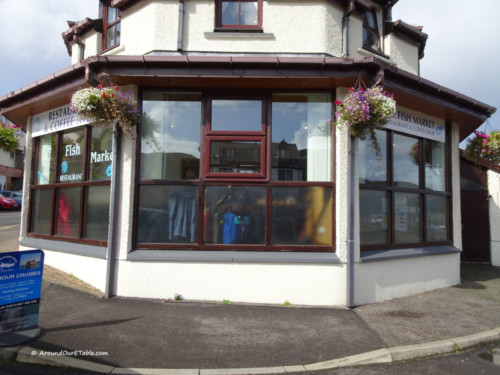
[
  {"left": 0, "top": 250, "right": 44, "bottom": 346},
  {"left": 32, "top": 105, "right": 91, "bottom": 137},
  {"left": 385, "top": 106, "right": 446, "bottom": 143}
]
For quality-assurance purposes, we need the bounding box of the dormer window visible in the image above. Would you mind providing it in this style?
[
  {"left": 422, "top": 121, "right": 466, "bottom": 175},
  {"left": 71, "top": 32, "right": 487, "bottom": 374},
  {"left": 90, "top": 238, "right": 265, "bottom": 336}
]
[
  {"left": 99, "top": 1, "right": 121, "bottom": 51},
  {"left": 361, "top": 9, "right": 381, "bottom": 52},
  {"left": 215, "top": 0, "right": 263, "bottom": 30}
]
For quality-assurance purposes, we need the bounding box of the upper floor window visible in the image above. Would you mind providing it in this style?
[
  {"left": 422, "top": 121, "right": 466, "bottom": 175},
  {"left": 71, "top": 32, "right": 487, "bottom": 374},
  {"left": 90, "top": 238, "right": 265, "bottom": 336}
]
[
  {"left": 99, "top": 1, "right": 121, "bottom": 51},
  {"left": 215, "top": 0, "right": 263, "bottom": 30},
  {"left": 361, "top": 9, "right": 381, "bottom": 52}
]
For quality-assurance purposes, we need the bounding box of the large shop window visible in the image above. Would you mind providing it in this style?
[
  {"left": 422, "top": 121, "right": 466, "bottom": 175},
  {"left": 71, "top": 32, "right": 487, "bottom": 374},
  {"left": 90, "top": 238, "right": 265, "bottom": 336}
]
[
  {"left": 359, "top": 129, "right": 450, "bottom": 250},
  {"left": 215, "top": 0, "right": 263, "bottom": 30},
  {"left": 137, "top": 91, "right": 334, "bottom": 251},
  {"left": 29, "top": 126, "right": 112, "bottom": 245}
]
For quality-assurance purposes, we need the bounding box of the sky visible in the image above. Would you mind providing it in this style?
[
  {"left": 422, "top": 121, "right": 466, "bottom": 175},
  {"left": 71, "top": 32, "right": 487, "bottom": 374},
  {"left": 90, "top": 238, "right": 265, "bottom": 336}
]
[{"left": 0, "top": 0, "right": 498, "bottom": 145}]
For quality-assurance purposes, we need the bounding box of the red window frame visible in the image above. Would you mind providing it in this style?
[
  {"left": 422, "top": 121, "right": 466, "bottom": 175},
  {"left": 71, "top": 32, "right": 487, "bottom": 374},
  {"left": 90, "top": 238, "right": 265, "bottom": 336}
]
[
  {"left": 215, "top": 0, "right": 263, "bottom": 30},
  {"left": 100, "top": 1, "right": 121, "bottom": 51}
]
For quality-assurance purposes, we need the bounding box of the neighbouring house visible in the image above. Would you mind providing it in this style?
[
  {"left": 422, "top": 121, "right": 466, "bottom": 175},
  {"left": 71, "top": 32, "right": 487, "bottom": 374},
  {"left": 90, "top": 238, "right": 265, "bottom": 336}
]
[
  {"left": 0, "top": 0, "right": 496, "bottom": 306},
  {"left": 460, "top": 153, "right": 500, "bottom": 266},
  {"left": 0, "top": 115, "right": 24, "bottom": 192}
]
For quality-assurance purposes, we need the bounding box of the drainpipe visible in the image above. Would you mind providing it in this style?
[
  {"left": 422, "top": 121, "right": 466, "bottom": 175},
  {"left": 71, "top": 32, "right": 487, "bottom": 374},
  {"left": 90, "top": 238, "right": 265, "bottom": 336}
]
[
  {"left": 346, "top": 136, "right": 356, "bottom": 308},
  {"left": 342, "top": 1, "right": 355, "bottom": 57},
  {"left": 105, "top": 121, "right": 120, "bottom": 298},
  {"left": 177, "top": 0, "right": 184, "bottom": 51}
]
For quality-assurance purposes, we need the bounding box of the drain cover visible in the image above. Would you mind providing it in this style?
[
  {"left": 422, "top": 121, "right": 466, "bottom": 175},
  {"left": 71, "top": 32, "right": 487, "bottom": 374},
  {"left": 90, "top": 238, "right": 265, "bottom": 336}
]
[{"left": 478, "top": 347, "right": 500, "bottom": 365}]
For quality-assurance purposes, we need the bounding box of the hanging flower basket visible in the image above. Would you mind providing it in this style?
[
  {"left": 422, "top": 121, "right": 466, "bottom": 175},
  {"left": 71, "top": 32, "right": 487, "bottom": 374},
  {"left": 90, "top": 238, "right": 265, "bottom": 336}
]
[
  {"left": 0, "top": 122, "right": 20, "bottom": 152},
  {"left": 464, "top": 130, "right": 500, "bottom": 165},
  {"left": 334, "top": 85, "right": 396, "bottom": 159},
  {"left": 70, "top": 84, "right": 139, "bottom": 138}
]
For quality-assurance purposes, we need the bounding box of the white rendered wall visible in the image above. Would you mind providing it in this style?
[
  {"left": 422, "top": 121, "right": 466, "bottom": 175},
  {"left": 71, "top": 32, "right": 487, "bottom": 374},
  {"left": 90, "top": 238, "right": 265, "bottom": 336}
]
[
  {"left": 116, "top": 260, "right": 347, "bottom": 306},
  {"left": 488, "top": 169, "right": 500, "bottom": 266},
  {"left": 354, "top": 253, "right": 460, "bottom": 305},
  {"left": 384, "top": 34, "right": 419, "bottom": 75}
]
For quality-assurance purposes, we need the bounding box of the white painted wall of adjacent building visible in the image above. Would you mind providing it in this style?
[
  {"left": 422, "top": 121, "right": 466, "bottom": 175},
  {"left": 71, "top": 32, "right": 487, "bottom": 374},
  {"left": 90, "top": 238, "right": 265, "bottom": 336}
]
[{"left": 488, "top": 169, "right": 500, "bottom": 266}]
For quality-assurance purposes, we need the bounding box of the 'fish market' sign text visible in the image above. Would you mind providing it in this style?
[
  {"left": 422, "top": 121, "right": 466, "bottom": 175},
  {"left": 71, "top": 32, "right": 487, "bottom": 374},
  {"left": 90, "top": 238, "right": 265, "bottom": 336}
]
[{"left": 384, "top": 106, "right": 445, "bottom": 143}]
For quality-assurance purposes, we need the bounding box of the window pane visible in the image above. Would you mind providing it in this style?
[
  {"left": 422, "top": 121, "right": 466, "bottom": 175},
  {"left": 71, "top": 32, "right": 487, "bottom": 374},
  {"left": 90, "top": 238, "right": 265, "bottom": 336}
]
[
  {"left": 271, "top": 187, "right": 332, "bottom": 245},
  {"left": 107, "top": 7, "right": 117, "bottom": 23},
  {"left": 209, "top": 140, "right": 261, "bottom": 174},
  {"left": 137, "top": 185, "right": 198, "bottom": 243},
  {"left": 204, "top": 185, "right": 265, "bottom": 244},
  {"left": 35, "top": 134, "right": 56, "bottom": 185},
  {"left": 55, "top": 187, "right": 81, "bottom": 238},
  {"left": 89, "top": 127, "right": 113, "bottom": 181},
  {"left": 427, "top": 195, "right": 449, "bottom": 242},
  {"left": 30, "top": 189, "right": 52, "bottom": 234},
  {"left": 84, "top": 186, "right": 110, "bottom": 241},
  {"left": 241, "top": 1, "right": 258, "bottom": 25},
  {"left": 359, "top": 129, "right": 387, "bottom": 184},
  {"left": 393, "top": 134, "right": 419, "bottom": 188},
  {"left": 115, "top": 22, "right": 121, "bottom": 44},
  {"left": 425, "top": 140, "right": 445, "bottom": 191},
  {"left": 360, "top": 190, "right": 389, "bottom": 245},
  {"left": 60, "top": 129, "right": 84, "bottom": 183},
  {"left": 141, "top": 92, "right": 201, "bottom": 180},
  {"left": 211, "top": 100, "right": 262, "bottom": 131},
  {"left": 272, "top": 94, "right": 331, "bottom": 181},
  {"left": 394, "top": 192, "right": 421, "bottom": 243},
  {"left": 106, "top": 25, "right": 116, "bottom": 49},
  {"left": 221, "top": 1, "right": 239, "bottom": 25}
]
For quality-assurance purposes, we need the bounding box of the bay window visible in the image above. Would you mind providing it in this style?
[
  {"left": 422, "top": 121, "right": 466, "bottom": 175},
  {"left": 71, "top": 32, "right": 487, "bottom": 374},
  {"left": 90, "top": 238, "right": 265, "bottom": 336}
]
[
  {"left": 359, "top": 129, "right": 451, "bottom": 250},
  {"left": 137, "top": 91, "right": 334, "bottom": 251}
]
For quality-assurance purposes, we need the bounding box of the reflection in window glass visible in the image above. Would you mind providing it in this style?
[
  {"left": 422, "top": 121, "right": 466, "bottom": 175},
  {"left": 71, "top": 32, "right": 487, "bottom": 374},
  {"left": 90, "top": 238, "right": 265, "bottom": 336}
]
[
  {"left": 427, "top": 195, "right": 449, "bottom": 242},
  {"left": 222, "top": 1, "right": 258, "bottom": 26},
  {"left": 84, "top": 186, "right": 110, "bottom": 241},
  {"left": 209, "top": 141, "right": 261, "bottom": 174},
  {"left": 271, "top": 94, "right": 331, "bottom": 181},
  {"left": 89, "top": 128, "right": 113, "bottom": 181},
  {"left": 360, "top": 190, "right": 389, "bottom": 245},
  {"left": 30, "top": 189, "right": 52, "bottom": 234},
  {"left": 212, "top": 100, "right": 262, "bottom": 131},
  {"left": 141, "top": 92, "right": 201, "bottom": 180},
  {"left": 359, "top": 129, "right": 387, "bottom": 184},
  {"left": 394, "top": 192, "right": 421, "bottom": 243},
  {"left": 55, "top": 187, "right": 81, "bottom": 238},
  {"left": 36, "top": 134, "right": 56, "bottom": 185},
  {"left": 425, "top": 140, "right": 445, "bottom": 191},
  {"left": 137, "top": 185, "right": 198, "bottom": 243},
  {"left": 271, "top": 187, "right": 332, "bottom": 245},
  {"left": 60, "top": 129, "right": 84, "bottom": 183},
  {"left": 362, "top": 11, "right": 379, "bottom": 50},
  {"left": 204, "top": 186, "right": 265, "bottom": 244},
  {"left": 393, "top": 134, "right": 419, "bottom": 188}
]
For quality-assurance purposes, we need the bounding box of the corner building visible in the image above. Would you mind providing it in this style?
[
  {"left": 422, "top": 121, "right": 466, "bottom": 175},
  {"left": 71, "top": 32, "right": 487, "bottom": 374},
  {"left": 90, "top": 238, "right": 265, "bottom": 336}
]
[{"left": 0, "top": 0, "right": 496, "bottom": 306}]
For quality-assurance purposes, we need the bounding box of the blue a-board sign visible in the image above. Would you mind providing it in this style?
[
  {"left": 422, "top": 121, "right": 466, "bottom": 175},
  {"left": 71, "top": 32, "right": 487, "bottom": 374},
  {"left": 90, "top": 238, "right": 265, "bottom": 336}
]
[{"left": 0, "top": 250, "right": 44, "bottom": 346}]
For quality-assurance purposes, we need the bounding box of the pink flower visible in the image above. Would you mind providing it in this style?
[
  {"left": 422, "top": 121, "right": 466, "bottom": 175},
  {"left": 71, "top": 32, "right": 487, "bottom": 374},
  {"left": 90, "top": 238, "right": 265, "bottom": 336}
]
[
  {"left": 115, "top": 86, "right": 119, "bottom": 91},
  {"left": 102, "top": 92, "right": 106, "bottom": 98},
  {"left": 98, "top": 84, "right": 103, "bottom": 90},
  {"left": 335, "top": 100, "right": 342, "bottom": 105}
]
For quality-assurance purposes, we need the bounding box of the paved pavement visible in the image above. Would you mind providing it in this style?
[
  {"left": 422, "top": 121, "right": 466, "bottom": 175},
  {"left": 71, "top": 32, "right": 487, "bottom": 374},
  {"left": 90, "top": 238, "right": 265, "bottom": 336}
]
[{"left": 0, "top": 262, "right": 498, "bottom": 374}]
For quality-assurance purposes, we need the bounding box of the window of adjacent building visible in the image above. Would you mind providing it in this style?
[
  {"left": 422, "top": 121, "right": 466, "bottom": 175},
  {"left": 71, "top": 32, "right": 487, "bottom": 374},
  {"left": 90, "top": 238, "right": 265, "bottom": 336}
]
[
  {"left": 215, "top": 0, "right": 263, "bottom": 30},
  {"left": 361, "top": 9, "right": 381, "bottom": 52},
  {"left": 359, "top": 129, "right": 450, "bottom": 249},
  {"left": 99, "top": 1, "right": 121, "bottom": 51},
  {"left": 29, "top": 126, "right": 112, "bottom": 244},
  {"left": 137, "top": 91, "right": 334, "bottom": 251}
]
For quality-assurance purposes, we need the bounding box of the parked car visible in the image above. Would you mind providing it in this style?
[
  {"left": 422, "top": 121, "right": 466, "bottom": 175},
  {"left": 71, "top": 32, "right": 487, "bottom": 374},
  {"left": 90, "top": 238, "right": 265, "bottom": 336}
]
[
  {"left": 0, "top": 191, "right": 22, "bottom": 208},
  {"left": 0, "top": 194, "right": 19, "bottom": 210}
]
